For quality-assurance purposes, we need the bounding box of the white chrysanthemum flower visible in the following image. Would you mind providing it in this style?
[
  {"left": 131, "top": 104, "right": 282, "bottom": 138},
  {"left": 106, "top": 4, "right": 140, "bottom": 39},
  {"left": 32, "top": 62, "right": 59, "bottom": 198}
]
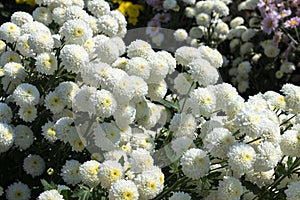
[
  {"left": 109, "top": 179, "right": 139, "bottom": 200},
  {"left": 68, "top": 134, "right": 85, "bottom": 152},
  {"left": 131, "top": 132, "right": 154, "bottom": 151},
  {"left": 97, "top": 15, "right": 119, "bottom": 37},
  {"left": 94, "top": 39, "right": 120, "bottom": 65},
  {"left": 215, "top": 20, "right": 229, "bottom": 35},
  {"left": 147, "top": 53, "right": 169, "bottom": 83},
  {"left": 59, "top": 19, "right": 92, "bottom": 45},
  {"left": 227, "top": 143, "right": 256, "bottom": 177},
  {"left": 203, "top": 127, "right": 235, "bottom": 159},
  {"left": 70, "top": 0, "right": 85, "bottom": 7},
  {"left": 64, "top": 6, "right": 90, "bottom": 22},
  {"left": 196, "top": 13, "right": 211, "bottom": 27},
  {"left": 109, "top": 10, "right": 127, "bottom": 38},
  {"left": 87, "top": 0, "right": 110, "bottom": 17},
  {"left": 18, "top": 105, "right": 37, "bottom": 123},
  {"left": 60, "top": 44, "right": 89, "bottom": 72},
  {"left": 52, "top": 7, "right": 67, "bottom": 25},
  {"left": 171, "top": 137, "right": 193, "bottom": 157},
  {"left": 13, "top": 83, "right": 40, "bottom": 107},
  {"left": 175, "top": 46, "right": 202, "bottom": 66},
  {"left": 134, "top": 171, "right": 163, "bottom": 200},
  {"left": 187, "top": 58, "right": 219, "bottom": 86},
  {"left": 98, "top": 160, "right": 124, "bottom": 189},
  {"left": 37, "top": 189, "right": 64, "bottom": 200},
  {"left": 127, "top": 39, "right": 154, "bottom": 59},
  {"left": 0, "top": 40, "right": 6, "bottom": 54},
  {"left": 60, "top": 159, "right": 81, "bottom": 186},
  {"left": 163, "top": 0, "right": 177, "bottom": 10},
  {"left": 0, "top": 22, "right": 20, "bottom": 43},
  {"left": 113, "top": 75, "right": 136, "bottom": 104},
  {"left": 281, "top": 84, "right": 300, "bottom": 113},
  {"left": 173, "top": 29, "right": 188, "bottom": 42},
  {"left": 180, "top": 148, "right": 210, "bottom": 180},
  {"left": 217, "top": 176, "right": 243, "bottom": 200},
  {"left": 6, "top": 182, "right": 31, "bottom": 200},
  {"left": 198, "top": 46, "right": 223, "bottom": 68},
  {"left": 169, "top": 113, "right": 196, "bottom": 139},
  {"left": 0, "top": 102, "right": 12, "bottom": 123},
  {"left": 72, "top": 86, "right": 96, "bottom": 113},
  {"left": 230, "top": 16, "right": 244, "bottom": 28},
  {"left": 237, "top": 61, "right": 252, "bottom": 74},
  {"left": 16, "top": 34, "right": 31, "bottom": 57},
  {"left": 147, "top": 80, "right": 167, "bottom": 102},
  {"left": 11, "top": 11, "right": 33, "bottom": 27},
  {"left": 55, "top": 81, "right": 78, "bottom": 106},
  {"left": 169, "top": 191, "right": 191, "bottom": 200},
  {"left": 28, "top": 31, "right": 54, "bottom": 55},
  {"left": 32, "top": 7, "right": 52, "bottom": 25},
  {"left": 0, "top": 51, "right": 22, "bottom": 67},
  {"left": 254, "top": 141, "right": 282, "bottom": 172},
  {"left": 90, "top": 89, "right": 117, "bottom": 118},
  {"left": 3, "top": 62, "right": 26, "bottom": 81},
  {"left": 35, "top": 52, "right": 58, "bottom": 75},
  {"left": 54, "top": 117, "right": 76, "bottom": 143},
  {"left": 185, "top": 7, "right": 196, "bottom": 18},
  {"left": 20, "top": 21, "right": 51, "bottom": 35},
  {"left": 79, "top": 160, "right": 101, "bottom": 188},
  {"left": 130, "top": 76, "right": 148, "bottom": 101},
  {"left": 190, "top": 87, "right": 216, "bottom": 117},
  {"left": 245, "top": 169, "right": 274, "bottom": 188},
  {"left": 111, "top": 36, "right": 126, "bottom": 55},
  {"left": 285, "top": 180, "right": 300, "bottom": 200},
  {"left": 41, "top": 121, "right": 57, "bottom": 142},
  {"left": 280, "top": 130, "right": 300, "bottom": 157},
  {"left": 173, "top": 72, "right": 194, "bottom": 95},
  {"left": 82, "top": 38, "right": 96, "bottom": 57},
  {"left": 94, "top": 122, "right": 121, "bottom": 151},
  {"left": 114, "top": 102, "right": 136, "bottom": 130},
  {"left": 263, "top": 90, "right": 286, "bottom": 110},
  {"left": 128, "top": 148, "right": 154, "bottom": 173},
  {"left": 45, "top": 91, "right": 66, "bottom": 114},
  {"left": 280, "top": 61, "right": 295, "bottom": 74},
  {"left": 157, "top": 50, "right": 176, "bottom": 74},
  {"left": 23, "top": 154, "right": 45, "bottom": 177},
  {"left": 264, "top": 44, "right": 280, "bottom": 58},
  {"left": 0, "top": 122, "right": 14, "bottom": 154},
  {"left": 125, "top": 57, "right": 150, "bottom": 81},
  {"left": 214, "top": 83, "right": 241, "bottom": 111},
  {"left": 14, "top": 125, "right": 34, "bottom": 150},
  {"left": 233, "top": 107, "right": 266, "bottom": 138},
  {"left": 214, "top": 1, "right": 229, "bottom": 15}
]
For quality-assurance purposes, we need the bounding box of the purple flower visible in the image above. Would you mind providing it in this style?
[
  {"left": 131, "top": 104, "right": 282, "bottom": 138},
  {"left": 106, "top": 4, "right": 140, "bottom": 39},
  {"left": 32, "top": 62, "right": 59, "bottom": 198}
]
[
  {"left": 277, "top": 9, "right": 292, "bottom": 19},
  {"left": 146, "top": 20, "right": 161, "bottom": 36},
  {"left": 153, "top": 13, "right": 170, "bottom": 23},
  {"left": 272, "top": 31, "right": 282, "bottom": 45},
  {"left": 262, "top": 13, "right": 279, "bottom": 34},
  {"left": 284, "top": 16, "right": 300, "bottom": 28}
]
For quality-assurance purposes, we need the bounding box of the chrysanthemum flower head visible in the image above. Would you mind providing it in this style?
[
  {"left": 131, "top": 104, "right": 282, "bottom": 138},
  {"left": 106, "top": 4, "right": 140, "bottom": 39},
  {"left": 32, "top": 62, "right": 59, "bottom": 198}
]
[
  {"left": 0, "top": 122, "right": 14, "bottom": 153},
  {"left": 6, "top": 182, "right": 31, "bottom": 200}
]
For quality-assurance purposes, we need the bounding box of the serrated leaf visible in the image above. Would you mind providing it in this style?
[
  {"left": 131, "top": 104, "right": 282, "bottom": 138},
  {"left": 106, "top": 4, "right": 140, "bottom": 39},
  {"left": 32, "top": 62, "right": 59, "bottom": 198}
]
[{"left": 41, "top": 179, "right": 56, "bottom": 190}]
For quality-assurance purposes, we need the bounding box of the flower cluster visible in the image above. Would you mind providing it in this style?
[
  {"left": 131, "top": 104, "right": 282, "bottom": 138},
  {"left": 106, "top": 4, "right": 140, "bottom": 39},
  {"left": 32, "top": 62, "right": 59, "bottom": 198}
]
[{"left": 1, "top": 0, "right": 300, "bottom": 199}]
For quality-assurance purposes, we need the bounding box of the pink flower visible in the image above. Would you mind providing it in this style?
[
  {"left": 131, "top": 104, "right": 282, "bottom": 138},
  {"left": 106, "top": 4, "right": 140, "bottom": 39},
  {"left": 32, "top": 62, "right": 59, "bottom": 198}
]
[{"left": 284, "top": 16, "right": 300, "bottom": 28}]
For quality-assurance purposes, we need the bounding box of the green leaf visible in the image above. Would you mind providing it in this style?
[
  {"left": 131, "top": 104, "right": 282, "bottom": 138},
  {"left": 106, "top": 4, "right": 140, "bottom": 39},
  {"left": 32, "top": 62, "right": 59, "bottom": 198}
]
[
  {"left": 40, "top": 179, "right": 57, "bottom": 190},
  {"left": 72, "top": 185, "right": 91, "bottom": 200},
  {"left": 159, "top": 99, "right": 179, "bottom": 111}
]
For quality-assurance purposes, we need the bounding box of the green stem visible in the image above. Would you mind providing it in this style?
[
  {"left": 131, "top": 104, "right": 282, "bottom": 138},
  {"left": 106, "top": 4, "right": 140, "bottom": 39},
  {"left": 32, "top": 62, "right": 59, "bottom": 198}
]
[{"left": 280, "top": 114, "right": 296, "bottom": 126}]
